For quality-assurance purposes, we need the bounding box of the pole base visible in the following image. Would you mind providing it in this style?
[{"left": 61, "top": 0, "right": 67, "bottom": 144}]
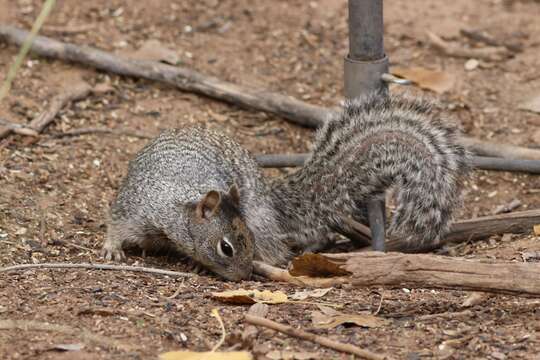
[{"left": 344, "top": 54, "right": 389, "bottom": 99}]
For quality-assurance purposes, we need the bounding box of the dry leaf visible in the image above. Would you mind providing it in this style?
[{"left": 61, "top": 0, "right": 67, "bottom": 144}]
[
  {"left": 52, "top": 343, "right": 84, "bottom": 351},
  {"left": 211, "top": 289, "right": 288, "bottom": 304},
  {"left": 289, "top": 253, "right": 351, "bottom": 277},
  {"left": 159, "top": 351, "right": 252, "bottom": 360},
  {"left": 290, "top": 288, "right": 332, "bottom": 301},
  {"left": 311, "top": 305, "right": 390, "bottom": 329},
  {"left": 533, "top": 224, "right": 540, "bottom": 236},
  {"left": 519, "top": 94, "right": 540, "bottom": 114},
  {"left": 391, "top": 66, "right": 455, "bottom": 94},
  {"left": 266, "top": 350, "right": 319, "bottom": 360},
  {"left": 461, "top": 292, "right": 489, "bottom": 308},
  {"left": 130, "top": 39, "right": 180, "bottom": 64}
]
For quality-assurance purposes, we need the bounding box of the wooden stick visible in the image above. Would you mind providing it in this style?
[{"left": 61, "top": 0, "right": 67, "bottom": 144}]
[
  {"left": 459, "top": 28, "right": 523, "bottom": 53},
  {"left": 1, "top": 25, "right": 538, "bottom": 160},
  {"left": 0, "top": 319, "right": 133, "bottom": 351},
  {"left": 244, "top": 315, "right": 389, "bottom": 360},
  {"left": 52, "top": 127, "right": 152, "bottom": 139},
  {"left": 0, "top": 80, "right": 92, "bottom": 140},
  {"left": 319, "top": 251, "right": 540, "bottom": 296},
  {"left": 386, "top": 209, "right": 540, "bottom": 252},
  {"left": 0, "top": 25, "right": 325, "bottom": 128},
  {"left": 255, "top": 153, "right": 540, "bottom": 174},
  {"left": 0, "top": 262, "right": 195, "bottom": 277},
  {"left": 459, "top": 137, "right": 540, "bottom": 161},
  {"left": 427, "top": 31, "right": 510, "bottom": 61},
  {"left": 253, "top": 261, "right": 348, "bottom": 287}
]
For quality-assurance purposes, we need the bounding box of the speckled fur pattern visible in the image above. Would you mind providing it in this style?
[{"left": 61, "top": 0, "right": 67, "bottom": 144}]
[
  {"left": 103, "top": 93, "right": 470, "bottom": 279},
  {"left": 279, "top": 92, "right": 471, "bottom": 249}
]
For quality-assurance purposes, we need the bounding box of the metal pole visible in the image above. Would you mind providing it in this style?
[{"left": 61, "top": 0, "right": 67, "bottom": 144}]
[{"left": 345, "top": 0, "right": 387, "bottom": 251}]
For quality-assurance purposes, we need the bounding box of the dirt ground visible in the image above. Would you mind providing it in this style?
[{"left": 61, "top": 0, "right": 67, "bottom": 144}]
[{"left": 1, "top": 0, "right": 540, "bottom": 359}]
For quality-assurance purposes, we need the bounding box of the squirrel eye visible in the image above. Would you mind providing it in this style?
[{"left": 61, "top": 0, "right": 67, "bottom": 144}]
[{"left": 218, "top": 237, "right": 235, "bottom": 257}]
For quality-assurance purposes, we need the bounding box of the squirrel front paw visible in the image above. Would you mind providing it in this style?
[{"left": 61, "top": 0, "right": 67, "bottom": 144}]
[{"left": 101, "top": 243, "right": 126, "bottom": 261}]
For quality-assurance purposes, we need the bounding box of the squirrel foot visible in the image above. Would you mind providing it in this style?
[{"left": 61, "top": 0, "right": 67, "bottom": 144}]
[{"left": 101, "top": 244, "right": 126, "bottom": 261}]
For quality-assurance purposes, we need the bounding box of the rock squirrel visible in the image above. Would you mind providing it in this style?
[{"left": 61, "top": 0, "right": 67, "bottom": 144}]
[{"left": 102, "top": 93, "right": 470, "bottom": 280}]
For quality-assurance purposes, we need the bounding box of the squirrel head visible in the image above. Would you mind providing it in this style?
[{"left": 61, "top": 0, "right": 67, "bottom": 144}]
[{"left": 189, "top": 185, "right": 254, "bottom": 281}]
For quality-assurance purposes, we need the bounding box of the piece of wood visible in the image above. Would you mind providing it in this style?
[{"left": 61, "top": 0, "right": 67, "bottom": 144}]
[
  {"left": 386, "top": 209, "right": 540, "bottom": 252},
  {"left": 0, "top": 25, "right": 325, "bottom": 128},
  {"left": 318, "top": 251, "right": 540, "bottom": 296},
  {"left": 427, "top": 31, "right": 510, "bottom": 61},
  {"left": 459, "top": 137, "right": 540, "bottom": 161},
  {"left": 52, "top": 127, "right": 152, "bottom": 139},
  {"left": 244, "top": 315, "right": 389, "bottom": 360},
  {"left": 255, "top": 153, "right": 540, "bottom": 174},
  {"left": 0, "top": 80, "right": 92, "bottom": 140},
  {"left": 1, "top": 25, "right": 538, "bottom": 160},
  {"left": 0, "top": 262, "right": 195, "bottom": 277},
  {"left": 459, "top": 28, "right": 523, "bottom": 53}
]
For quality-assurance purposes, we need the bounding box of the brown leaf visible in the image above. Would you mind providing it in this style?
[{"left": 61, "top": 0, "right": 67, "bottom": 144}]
[
  {"left": 519, "top": 93, "right": 540, "bottom": 114},
  {"left": 391, "top": 66, "right": 455, "bottom": 94},
  {"left": 533, "top": 224, "right": 540, "bottom": 237},
  {"left": 211, "top": 289, "right": 288, "bottom": 305},
  {"left": 129, "top": 39, "right": 180, "bottom": 65},
  {"left": 311, "top": 306, "right": 390, "bottom": 329},
  {"left": 289, "top": 253, "right": 351, "bottom": 277},
  {"left": 159, "top": 351, "right": 252, "bottom": 360},
  {"left": 290, "top": 287, "right": 332, "bottom": 301},
  {"left": 461, "top": 292, "right": 489, "bottom": 308}
]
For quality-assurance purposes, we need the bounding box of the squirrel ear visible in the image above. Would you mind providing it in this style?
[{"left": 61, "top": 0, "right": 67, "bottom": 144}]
[
  {"left": 196, "top": 190, "right": 221, "bottom": 220},
  {"left": 228, "top": 184, "right": 240, "bottom": 207}
]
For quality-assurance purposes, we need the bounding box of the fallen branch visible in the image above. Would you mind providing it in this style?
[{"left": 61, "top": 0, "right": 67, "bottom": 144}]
[
  {"left": 493, "top": 199, "right": 521, "bottom": 215},
  {"left": 459, "top": 137, "right": 540, "bottom": 161},
  {"left": 0, "top": 25, "right": 324, "bottom": 128},
  {"left": 0, "top": 262, "right": 195, "bottom": 277},
  {"left": 52, "top": 127, "right": 152, "bottom": 139},
  {"left": 253, "top": 261, "right": 347, "bottom": 288},
  {"left": 427, "top": 31, "right": 510, "bottom": 61},
  {"left": 317, "top": 252, "right": 540, "bottom": 296},
  {"left": 0, "top": 319, "right": 133, "bottom": 351},
  {"left": 244, "top": 315, "right": 389, "bottom": 360},
  {"left": 255, "top": 153, "right": 540, "bottom": 174},
  {"left": 460, "top": 28, "right": 523, "bottom": 53},
  {"left": 387, "top": 209, "right": 540, "bottom": 252},
  {"left": 0, "top": 80, "right": 92, "bottom": 140},
  {"left": 1, "top": 25, "right": 538, "bottom": 160}
]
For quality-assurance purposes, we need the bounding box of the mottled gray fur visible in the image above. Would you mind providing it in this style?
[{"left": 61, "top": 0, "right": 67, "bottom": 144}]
[{"left": 103, "top": 93, "right": 470, "bottom": 280}]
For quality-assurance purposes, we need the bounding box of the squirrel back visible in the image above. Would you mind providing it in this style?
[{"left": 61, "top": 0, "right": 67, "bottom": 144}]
[{"left": 277, "top": 93, "right": 471, "bottom": 249}]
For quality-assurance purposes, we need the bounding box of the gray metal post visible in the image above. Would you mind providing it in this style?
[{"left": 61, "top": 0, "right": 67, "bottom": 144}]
[{"left": 345, "top": 0, "right": 387, "bottom": 251}]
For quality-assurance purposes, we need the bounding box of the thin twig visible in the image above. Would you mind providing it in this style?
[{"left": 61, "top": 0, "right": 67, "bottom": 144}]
[
  {"left": 0, "top": 262, "right": 195, "bottom": 277},
  {"left": 415, "top": 310, "right": 473, "bottom": 321},
  {"left": 211, "top": 309, "right": 226, "bottom": 352},
  {"left": 460, "top": 28, "right": 523, "bottom": 53},
  {"left": 244, "top": 315, "right": 389, "bottom": 360},
  {"left": 52, "top": 127, "right": 152, "bottom": 139},
  {"left": 0, "top": 319, "right": 133, "bottom": 351},
  {"left": 0, "top": 81, "right": 93, "bottom": 140},
  {"left": 427, "top": 31, "right": 510, "bottom": 61}
]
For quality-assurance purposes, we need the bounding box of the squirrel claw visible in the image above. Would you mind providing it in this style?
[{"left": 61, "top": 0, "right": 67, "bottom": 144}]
[{"left": 101, "top": 246, "right": 126, "bottom": 262}]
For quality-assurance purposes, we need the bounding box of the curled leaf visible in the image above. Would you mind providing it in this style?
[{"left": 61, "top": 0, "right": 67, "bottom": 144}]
[
  {"left": 211, "top": 289, "right": 288, "bottom": 305},
  {"left": 391, "top": 66, "right": 455, "bottom": 94},
  {"left": 289, "top": 254, "right": 351, "bottom": 277}
]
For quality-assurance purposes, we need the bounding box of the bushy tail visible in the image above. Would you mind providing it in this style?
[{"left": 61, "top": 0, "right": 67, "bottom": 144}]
[{"left": 303, "top": 93, "right": 471, "bottom": 247}]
